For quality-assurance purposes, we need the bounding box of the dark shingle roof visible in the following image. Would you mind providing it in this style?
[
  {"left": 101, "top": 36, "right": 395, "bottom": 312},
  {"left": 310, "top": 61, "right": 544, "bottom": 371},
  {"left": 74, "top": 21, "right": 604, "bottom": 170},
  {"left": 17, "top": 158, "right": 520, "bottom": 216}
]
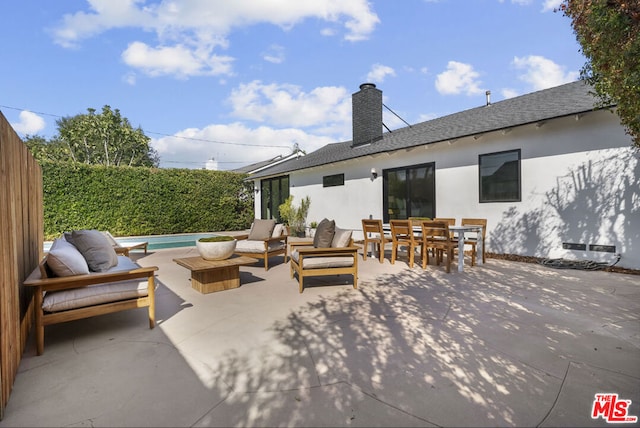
[{"left": 250, "top": 80, "right": 603, "bottom": 179}]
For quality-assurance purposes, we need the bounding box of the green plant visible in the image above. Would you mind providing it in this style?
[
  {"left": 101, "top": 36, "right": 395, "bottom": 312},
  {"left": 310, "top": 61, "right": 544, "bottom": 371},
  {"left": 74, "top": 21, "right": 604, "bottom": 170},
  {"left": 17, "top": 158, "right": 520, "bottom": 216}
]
[
  {"left": 198, "top": 235, "right": 235, "bottom": 242},
  {"left": 310, "top": 221, "right": 318, "bottom": 228},
  {"left": 278, "top": 195, "right": 311, "bottom": 236}
]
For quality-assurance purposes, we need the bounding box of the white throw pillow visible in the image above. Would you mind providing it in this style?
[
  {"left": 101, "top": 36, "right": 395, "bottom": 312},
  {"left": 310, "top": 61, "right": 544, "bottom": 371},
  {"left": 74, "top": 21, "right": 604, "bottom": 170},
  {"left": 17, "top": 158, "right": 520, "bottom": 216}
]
[
  {"left": 47, "top": 238, "right": 90, "bottom": 277},
  {"left": 272, "top": 223, "right": 285, "bottom": 238},
  {"left": 331, "top": 227, "right": 352, "bottom": 248}
]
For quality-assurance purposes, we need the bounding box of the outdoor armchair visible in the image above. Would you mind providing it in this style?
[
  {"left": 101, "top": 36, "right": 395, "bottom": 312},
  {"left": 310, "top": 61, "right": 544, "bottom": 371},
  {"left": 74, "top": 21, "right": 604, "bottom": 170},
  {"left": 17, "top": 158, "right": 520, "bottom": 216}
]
[
  {"left": 289, "top": 218, "right": 358, "bottom": 293},
  {"left": 234, "top": 219, "right": 288, "bottom": 271}
]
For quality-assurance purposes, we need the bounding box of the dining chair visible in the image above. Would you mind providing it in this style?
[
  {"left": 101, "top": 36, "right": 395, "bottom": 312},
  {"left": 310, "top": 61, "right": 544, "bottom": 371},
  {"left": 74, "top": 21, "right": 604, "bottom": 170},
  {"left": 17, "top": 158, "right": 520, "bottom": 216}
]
[
  {"left": 389, "top": 219, "right": 423, "bottom": 268},
  {"left": 361, "top": 219, "right": 389, "bottom": 263},
  {"left": 433, "top": 217, "right": 456, "bottom": 239},
  {"left": 421, "top": 221, "right": 457, "bottom": 273},
  {"left": 459, "top": 218, "right": 487, "bottom": 265},
  {"left": 408, "top": 216, "right": 432, "bottom": 228}
]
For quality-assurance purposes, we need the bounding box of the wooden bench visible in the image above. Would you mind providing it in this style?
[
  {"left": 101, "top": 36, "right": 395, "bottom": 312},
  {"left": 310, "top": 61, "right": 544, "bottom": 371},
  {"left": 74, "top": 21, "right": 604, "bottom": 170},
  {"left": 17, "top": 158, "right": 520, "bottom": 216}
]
[{"left": 23, "top": 254, "right": 158, "bottom": 355}]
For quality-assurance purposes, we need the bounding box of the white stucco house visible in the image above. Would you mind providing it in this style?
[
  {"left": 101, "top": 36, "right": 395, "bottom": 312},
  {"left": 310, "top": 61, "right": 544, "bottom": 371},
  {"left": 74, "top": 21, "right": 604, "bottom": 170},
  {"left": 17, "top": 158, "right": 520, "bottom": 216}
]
[{"left": 248, "top": 81, "right": 639, "bottom": 270}]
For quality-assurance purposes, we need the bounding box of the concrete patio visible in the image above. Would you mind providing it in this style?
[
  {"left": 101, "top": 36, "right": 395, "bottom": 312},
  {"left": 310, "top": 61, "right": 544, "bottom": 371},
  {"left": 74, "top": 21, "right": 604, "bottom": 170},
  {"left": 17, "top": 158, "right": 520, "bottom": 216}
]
[{"left": 2, "top": 247, "right": 639, "bottom": 427}]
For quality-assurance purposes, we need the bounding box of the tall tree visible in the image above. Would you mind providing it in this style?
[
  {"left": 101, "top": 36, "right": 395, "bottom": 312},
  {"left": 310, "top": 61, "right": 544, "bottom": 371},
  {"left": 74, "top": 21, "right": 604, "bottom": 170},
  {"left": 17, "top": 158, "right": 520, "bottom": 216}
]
[
  {"left": 560, "top": 0, "right": 640, "bottom": 148},
  {"left": 56, "top": 105, "right": 159, "bottom": 167},
  {"left": 25, "top": 105, "right": 159, "bottom": 167}
]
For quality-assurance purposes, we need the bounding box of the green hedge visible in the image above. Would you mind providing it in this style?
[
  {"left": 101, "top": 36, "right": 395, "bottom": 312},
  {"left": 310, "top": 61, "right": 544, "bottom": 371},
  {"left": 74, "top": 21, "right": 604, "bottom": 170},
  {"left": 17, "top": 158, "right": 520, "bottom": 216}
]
[{"left": 41, "top": 162, "right": 255, "bottom": 240}]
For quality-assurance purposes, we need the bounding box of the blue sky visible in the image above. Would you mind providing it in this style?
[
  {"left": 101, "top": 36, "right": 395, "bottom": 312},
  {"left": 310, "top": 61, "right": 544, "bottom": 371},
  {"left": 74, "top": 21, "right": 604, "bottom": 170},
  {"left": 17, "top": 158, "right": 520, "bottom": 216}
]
[{"left": 1, "top": 0, "right": 584, "bottom": 170}]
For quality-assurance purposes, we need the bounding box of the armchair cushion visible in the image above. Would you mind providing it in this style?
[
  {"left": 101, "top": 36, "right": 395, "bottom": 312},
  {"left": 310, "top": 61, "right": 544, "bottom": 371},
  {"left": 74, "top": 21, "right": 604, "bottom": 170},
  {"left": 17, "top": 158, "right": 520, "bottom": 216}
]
[
  {"left": 313, "top": 218, "right": 335, "bottom": 248},
  {"left": 331, "top": 227, "right": 352, "bottom": 248},
  {"left": 290, "top": 251, "right": 355, "bottom": 269},
  {"left": 71, "top": 229, "right": 118, "bottom": 272},
  {"left": 248, "top": 219, "right": 277, "bottom": 240},
  {"left": 235, "top": 240, "right": 285, "bottom": 253}
]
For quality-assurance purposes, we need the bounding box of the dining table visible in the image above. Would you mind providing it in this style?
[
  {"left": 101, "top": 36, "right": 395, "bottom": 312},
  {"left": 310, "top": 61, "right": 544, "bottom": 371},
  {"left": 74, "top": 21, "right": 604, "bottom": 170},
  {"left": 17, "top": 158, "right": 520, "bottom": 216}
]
[
  {"left": 449, "top": 225, "right": 484, "bottom": 272},
  {"left": 381, "top": 222, "right": 484, "bottom": 272}
]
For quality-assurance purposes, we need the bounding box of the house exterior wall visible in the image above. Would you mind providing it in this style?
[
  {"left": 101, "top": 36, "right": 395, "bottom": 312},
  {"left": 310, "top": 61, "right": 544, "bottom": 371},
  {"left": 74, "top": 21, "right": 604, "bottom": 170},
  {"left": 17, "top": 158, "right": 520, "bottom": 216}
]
[{"left": 256, "top": 109, "right": 639, "bottom": 269}]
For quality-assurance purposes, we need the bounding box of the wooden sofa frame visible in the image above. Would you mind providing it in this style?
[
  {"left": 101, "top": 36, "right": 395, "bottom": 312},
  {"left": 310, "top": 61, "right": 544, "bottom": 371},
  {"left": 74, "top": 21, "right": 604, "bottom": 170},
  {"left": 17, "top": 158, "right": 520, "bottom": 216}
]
[
  {"left": 23, "top": 254, "right": 158, "bottom": 355},
  {"left": 289, "top": 240, "right": 359, "bottom": 293},
  {"left": 233, "top": 232, "right": 288, "bottom": 271}
]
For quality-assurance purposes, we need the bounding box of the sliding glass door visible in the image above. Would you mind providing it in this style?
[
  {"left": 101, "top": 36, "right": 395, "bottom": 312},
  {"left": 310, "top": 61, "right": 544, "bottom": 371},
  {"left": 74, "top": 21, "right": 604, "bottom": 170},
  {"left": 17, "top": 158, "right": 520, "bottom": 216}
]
[{"left": 383, "top": 163, "right": 435, "bottom": 222}]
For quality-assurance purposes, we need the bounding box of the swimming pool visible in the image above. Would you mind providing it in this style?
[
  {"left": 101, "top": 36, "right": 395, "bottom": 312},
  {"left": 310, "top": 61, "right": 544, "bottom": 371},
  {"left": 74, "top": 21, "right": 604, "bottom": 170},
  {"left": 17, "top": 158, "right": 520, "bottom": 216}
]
[{"left": 44, "top": 232, "right": 240, "bottom": 252}]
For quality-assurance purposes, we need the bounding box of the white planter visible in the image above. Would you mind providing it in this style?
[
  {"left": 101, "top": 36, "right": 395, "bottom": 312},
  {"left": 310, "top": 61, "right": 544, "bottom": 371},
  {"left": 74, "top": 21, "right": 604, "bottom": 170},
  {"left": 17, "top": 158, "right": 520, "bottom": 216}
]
[{"left": 196, "top": 238, "right": 237, "bottom": 260}]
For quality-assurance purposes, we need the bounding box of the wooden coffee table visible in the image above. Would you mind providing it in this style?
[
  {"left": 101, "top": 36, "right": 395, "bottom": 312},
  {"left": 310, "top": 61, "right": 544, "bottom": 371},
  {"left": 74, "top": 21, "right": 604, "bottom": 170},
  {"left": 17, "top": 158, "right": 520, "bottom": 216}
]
[{"left": 173, "top": 255, "right": 258, "bottom": 294}]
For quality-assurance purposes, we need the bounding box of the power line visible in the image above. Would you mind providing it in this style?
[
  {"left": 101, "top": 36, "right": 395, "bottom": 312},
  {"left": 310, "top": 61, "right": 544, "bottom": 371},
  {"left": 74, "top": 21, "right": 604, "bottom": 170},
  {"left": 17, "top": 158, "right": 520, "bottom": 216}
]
[{"left": 0, "top": 103, "right": 291, "bottom": 149}]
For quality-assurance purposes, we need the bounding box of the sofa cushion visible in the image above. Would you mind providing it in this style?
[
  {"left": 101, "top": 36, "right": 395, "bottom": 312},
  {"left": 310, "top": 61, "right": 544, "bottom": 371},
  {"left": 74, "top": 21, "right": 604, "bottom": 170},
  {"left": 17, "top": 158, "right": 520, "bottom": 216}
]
[
  {"left": 42, "top": 278, "right": 150, "bottom": 313},
  {"left": 47, "top": 238, "right": 90, "bottom": 277},
  {"left": 331, "top": 227, "right": 352, "bottom": 248},
  {"left": 71, "top": 229, "right": 119, "bottom": 272},
  {"left": 313, "top": 218, "right": 335, "bottom": 248},
  {"left": 248, "top": 219, "right": 277, "bottom": 240}
]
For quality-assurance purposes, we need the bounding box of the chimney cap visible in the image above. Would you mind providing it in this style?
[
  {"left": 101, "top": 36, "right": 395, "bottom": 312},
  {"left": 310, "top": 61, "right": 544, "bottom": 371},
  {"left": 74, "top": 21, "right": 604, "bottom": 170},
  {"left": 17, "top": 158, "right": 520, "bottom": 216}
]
[{"left": 359, "top": 83, "right": 377, "bottom": 90}]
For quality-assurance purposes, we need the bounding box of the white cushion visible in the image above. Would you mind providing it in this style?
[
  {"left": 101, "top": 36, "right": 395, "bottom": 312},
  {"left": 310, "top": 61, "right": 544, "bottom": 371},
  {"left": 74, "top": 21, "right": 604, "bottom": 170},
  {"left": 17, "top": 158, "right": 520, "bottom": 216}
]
[
  {"left": 272, "top": 223, "right": 285, "bottom": 238},
  {"left": 235, "top": 240, "right": 284, "bottom": 253},
  {"left": 47, "top": 238, "right": 90, "bottom": 277},
  {"left": 291, "top": 251, "right": 354, "bottom": 269},
  {"left": 331, "top": 227, "right": 352, "bottom": 248}
]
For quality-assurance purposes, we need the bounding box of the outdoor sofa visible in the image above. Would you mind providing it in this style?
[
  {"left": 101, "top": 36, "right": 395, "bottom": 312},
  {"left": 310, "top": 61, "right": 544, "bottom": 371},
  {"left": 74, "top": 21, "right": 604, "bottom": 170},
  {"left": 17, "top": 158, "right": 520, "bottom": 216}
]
[{"left": 23, "top": 229, "right": 157, "bottom": 355}]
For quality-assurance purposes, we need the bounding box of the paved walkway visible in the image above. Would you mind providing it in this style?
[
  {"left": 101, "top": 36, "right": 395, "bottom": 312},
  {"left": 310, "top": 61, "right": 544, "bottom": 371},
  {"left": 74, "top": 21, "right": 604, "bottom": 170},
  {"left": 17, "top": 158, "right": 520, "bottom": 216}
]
[{"left": 2, "top": 247, "right": 639, "bottom": 427}]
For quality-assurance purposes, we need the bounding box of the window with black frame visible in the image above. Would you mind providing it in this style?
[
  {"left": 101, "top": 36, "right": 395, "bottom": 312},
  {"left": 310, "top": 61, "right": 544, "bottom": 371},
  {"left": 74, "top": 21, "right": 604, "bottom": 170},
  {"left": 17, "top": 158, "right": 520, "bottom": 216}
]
[
  {"left": 479, "top": 149, "right": 521, "bottom": 202},
  {"left": 383, "top": 163, "right": 435, "bottom": 222},
  {"left": 260, "top": 175, "right": 290, "bottom": 221},
  {"left": 323, "top": 173, "right": 344, "bottom": 187}
]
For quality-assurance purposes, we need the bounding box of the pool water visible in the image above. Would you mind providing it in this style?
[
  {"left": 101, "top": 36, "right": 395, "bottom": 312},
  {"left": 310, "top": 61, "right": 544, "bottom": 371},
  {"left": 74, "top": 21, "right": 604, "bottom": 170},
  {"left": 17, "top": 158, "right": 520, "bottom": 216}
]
[{"left": 44, "top": 232, "right": 237, "bottom": 252}]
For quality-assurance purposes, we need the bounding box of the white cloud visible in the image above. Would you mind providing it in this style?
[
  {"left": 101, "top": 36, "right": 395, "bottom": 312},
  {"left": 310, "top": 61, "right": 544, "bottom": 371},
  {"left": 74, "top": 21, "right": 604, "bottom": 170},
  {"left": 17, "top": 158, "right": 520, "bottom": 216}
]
[
  {"left": 435, "top": 61, "right": 484, "bottom": 95},
  {"left": 366, "top": 64, "right": 396, "bottom": 83},
  {"left": 121, "top": 41, "right": 234, "bottom": 78},
  {"left": 512, "top": 55, "right": 579, "bottom": 90},
  {"left": 52, "top": 0, "right": 379, "bottom": 78},
  {"left": 501, "top": 88, "right": 519, "bottom": 99},
  {"left": 227, "top": 81, "right": 351, "bottom": 131},
  {"left": 11, "top": 111, "right": 46, "bottom": 135},
  {"left": 542, "top": 0, "right": 563, "bottom": 12},
  {"left": 262, "top": 44, "right": 285, "bottom": 64},
  {"left": 151, "top": 122, "right": 334, "bottom": 170}
]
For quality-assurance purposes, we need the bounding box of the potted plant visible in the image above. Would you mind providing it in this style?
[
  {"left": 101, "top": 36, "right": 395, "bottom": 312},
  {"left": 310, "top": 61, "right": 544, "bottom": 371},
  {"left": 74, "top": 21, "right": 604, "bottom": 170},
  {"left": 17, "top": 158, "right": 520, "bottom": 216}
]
[
  {"left": 196, "top": 235, "right": 237, "bottom": 260},
  {"left": 278, "top": 195, "right": 311, "bottom": 237},
  {"left": 307, "top": 221, "right": 318, "bottom": 238}
]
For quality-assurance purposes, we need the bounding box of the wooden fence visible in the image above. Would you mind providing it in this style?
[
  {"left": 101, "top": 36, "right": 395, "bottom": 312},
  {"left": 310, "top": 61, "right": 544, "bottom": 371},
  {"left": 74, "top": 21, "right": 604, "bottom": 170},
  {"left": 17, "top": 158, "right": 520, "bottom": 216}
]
[{"left": 0, "top": 111, "right": 43, "bottom": 419}]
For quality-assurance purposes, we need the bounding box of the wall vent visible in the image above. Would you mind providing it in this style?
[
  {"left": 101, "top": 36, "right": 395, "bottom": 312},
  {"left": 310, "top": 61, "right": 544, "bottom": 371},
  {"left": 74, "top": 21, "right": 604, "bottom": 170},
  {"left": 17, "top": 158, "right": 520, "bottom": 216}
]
[
  {"left": 563, "top": 242, "right": 586, "bottom": 251},
  {"left": 589, "top": 244, "right": 616, "bottom": 253}
]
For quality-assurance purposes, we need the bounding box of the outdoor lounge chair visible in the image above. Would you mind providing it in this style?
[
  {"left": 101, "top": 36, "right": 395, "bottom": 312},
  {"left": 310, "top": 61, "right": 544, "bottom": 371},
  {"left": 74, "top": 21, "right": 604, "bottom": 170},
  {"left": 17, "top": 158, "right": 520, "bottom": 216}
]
[
  {"left": 234, "top": 219, "right": 288, "bottom": 270},
  {"left": 289, "top": 218, "right": 358, "bottom": 293},
  {"left": 101, "top": 231, "right": 148, "bottom": 257}
]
